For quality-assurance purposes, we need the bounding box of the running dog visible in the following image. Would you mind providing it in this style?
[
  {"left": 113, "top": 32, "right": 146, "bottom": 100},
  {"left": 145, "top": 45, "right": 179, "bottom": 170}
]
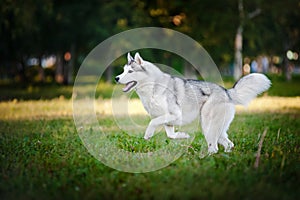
[{"left": 115, "top": 53, "right": 271, "bottom": 154}]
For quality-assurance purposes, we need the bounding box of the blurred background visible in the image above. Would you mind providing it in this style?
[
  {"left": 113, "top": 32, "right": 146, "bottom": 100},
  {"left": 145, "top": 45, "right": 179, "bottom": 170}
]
[{"left": 0, "top": 0, "right": 299, "bottom": 99}]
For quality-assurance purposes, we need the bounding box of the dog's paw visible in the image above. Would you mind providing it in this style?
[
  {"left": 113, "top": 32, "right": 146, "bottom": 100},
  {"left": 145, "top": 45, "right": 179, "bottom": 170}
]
[
  {"left": 144, "top": 135, "right": 151, "bottom": 140},
  {"left": 224, "top": 142, "right": 234, "bottom": 153},
  {"left": 169, "top": 132, "right": 190, "bottom": 139},
  {"left": 144, "top": 133, "right": 154, "bottom": 140},
  {"left": 208, "top": 144, "right": 218, "bottom": 155},
  {"left": 218, "top": 138, "right": 234, "bottom": 153},
  {"left": 176, "top": 132, "right": 190, "bottom": 139}
]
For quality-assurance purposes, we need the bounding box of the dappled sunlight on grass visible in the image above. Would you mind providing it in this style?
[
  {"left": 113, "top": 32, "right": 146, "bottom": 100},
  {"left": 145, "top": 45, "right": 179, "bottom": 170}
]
[
  {"left": 236, "top": 96, "right": 300, "bottom": 114},
  {"left": 0, "top": 97, "right": 73, "bottom": 120},
  {"left": 0, "top": 96, "right": 299, "bottom": 120}
]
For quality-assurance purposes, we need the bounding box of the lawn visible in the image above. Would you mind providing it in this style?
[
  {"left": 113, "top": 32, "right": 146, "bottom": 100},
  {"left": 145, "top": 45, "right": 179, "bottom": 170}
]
[{"left": 0, "top": 76, "right": 300, "bottom": 199}]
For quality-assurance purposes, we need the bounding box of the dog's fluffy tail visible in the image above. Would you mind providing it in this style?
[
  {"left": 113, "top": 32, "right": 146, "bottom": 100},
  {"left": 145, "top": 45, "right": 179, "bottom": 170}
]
[{"left": 227, "top": 73, "right": 271, "bottom": 106}]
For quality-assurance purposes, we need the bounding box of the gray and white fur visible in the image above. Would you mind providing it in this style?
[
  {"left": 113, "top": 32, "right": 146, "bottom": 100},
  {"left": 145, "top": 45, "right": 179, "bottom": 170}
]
[{"left": 115, "top": 52, "right": 271, "bottom": 154}]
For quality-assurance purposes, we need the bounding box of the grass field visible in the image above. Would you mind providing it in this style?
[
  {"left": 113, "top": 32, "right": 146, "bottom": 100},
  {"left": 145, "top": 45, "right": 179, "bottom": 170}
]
[
  {"left": 1, "top": 97, "right": 299, "bottom": 199},
  {"left": 0, "top": 76, "right": 300, "bottom": 199}
]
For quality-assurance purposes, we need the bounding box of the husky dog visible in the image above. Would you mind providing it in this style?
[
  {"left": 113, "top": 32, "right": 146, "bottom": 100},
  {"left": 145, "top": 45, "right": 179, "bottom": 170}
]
[{"left": 115, "top": 53, "right": 271, "bottom": 154}]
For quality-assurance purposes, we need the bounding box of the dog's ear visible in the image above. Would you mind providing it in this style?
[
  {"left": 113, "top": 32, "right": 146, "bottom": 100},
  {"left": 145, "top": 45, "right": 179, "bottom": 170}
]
[
  {"left": 127, "top": 52, "right": 133, "bottom": 63},
  {"left": 134, "top": 52, "right": 144, "bottom": 65}
]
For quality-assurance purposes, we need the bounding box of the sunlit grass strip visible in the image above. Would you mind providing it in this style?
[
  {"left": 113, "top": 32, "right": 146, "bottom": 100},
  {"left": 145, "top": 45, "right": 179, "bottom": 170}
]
[
  {"left": 0, "top": 97, "right": 73, "bottom": 120},
  {"left": 0, "top": 96, "right": 299, "bottom": 120},
  {"left": 235, "top": 96, "right": 300, "bottom": 113}
]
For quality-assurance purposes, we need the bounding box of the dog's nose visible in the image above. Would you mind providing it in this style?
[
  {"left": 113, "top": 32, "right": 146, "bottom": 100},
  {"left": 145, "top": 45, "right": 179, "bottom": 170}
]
[{"left": 115, "top": 76, "right": 120, "bottom": 82}]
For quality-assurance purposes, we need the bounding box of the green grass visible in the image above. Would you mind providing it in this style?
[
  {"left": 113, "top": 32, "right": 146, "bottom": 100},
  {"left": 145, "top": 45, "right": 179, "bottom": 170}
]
[
  {"left": 0, "top": 76, "right": 299, "bottom": 199},
  {"left": 0, "top": 110, "right": 299, "bottom": 199}
]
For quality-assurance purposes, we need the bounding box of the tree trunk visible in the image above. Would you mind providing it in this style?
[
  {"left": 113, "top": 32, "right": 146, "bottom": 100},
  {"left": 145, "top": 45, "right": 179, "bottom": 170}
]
[
  {"left": 234, "top": 26, "right": 243, "bottom": 80},
  {"left": 55, "top": 53, "right": 64, "bottom": 84},
  {"left": 283, "top": 41, "right": 292, "bottom": 82},
  {"left": 283, "top": 56, "right": 292, "bottom": 82}
]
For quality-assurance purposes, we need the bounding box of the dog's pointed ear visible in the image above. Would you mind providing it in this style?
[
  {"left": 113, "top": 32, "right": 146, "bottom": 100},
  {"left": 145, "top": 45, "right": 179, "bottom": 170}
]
[
  {"left": 127, "top": 52, "right": 133, "bottom": 63},
  {"left": 134, "top": 52, "right": 144, "bottom": 65}
]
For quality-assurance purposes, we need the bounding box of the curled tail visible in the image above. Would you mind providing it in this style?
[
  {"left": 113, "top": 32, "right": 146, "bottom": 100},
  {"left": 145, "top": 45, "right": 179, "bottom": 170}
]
[{"left": 227, "top": 73, "right": 271, "bottom": 106}]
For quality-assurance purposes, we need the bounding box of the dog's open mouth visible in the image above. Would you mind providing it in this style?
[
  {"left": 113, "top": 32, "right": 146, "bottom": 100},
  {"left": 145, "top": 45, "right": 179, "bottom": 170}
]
[{"left": 122, "top": 81, "right": 137, "bottom": 92}]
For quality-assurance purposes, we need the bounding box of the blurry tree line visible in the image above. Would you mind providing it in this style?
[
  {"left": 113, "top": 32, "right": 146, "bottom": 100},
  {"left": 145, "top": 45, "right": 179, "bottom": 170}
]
[{"left": 0, "top": 0, "right": 299, "bottom": 84}]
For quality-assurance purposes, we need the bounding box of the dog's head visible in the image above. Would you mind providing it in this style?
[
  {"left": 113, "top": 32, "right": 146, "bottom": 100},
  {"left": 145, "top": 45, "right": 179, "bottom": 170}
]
[{"left": 115, "top": 52, "right": 149, "bottom": 92}]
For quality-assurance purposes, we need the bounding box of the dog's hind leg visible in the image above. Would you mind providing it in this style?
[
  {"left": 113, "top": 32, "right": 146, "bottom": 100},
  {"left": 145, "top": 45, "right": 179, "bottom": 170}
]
[
  {"left": 201, "top": 98, "right": 233, "bottom": 154},
  {"left": 217, "top": 104, "right": 235, "bottom": 152},
  {"left": 164, "top": 125, "right": 190, "bottom": 139},
  {"left": 201, "top": 104, "right": 220, "bottom": 154}
]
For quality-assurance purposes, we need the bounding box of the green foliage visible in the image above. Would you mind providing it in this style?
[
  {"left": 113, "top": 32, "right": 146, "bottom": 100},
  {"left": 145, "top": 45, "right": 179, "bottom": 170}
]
[{"left": 1, "top": 0, "right": 299, "bottom": 72}]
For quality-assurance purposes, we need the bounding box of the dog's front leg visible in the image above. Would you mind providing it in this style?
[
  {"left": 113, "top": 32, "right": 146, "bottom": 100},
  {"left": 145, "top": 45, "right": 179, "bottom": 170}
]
[{"left": 144, "top": 114, "right": 178, "bottom": 140}]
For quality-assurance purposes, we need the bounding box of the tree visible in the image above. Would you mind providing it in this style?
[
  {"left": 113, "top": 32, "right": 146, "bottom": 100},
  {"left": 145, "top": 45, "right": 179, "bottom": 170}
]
[{"left": 1, "top": 0, "right": 299, "bottom": 83}]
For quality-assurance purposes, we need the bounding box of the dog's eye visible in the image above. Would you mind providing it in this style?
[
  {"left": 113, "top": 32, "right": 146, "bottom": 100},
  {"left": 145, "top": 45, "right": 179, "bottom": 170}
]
[{"left": 128, "top": 70, "right": 134, "bottom": 73}]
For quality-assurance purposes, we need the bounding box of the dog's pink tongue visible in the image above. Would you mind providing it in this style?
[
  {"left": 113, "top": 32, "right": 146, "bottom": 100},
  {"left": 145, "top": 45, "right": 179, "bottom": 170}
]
[{"left": 122, "top": 82, "right": 134, "bottom": 92}]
